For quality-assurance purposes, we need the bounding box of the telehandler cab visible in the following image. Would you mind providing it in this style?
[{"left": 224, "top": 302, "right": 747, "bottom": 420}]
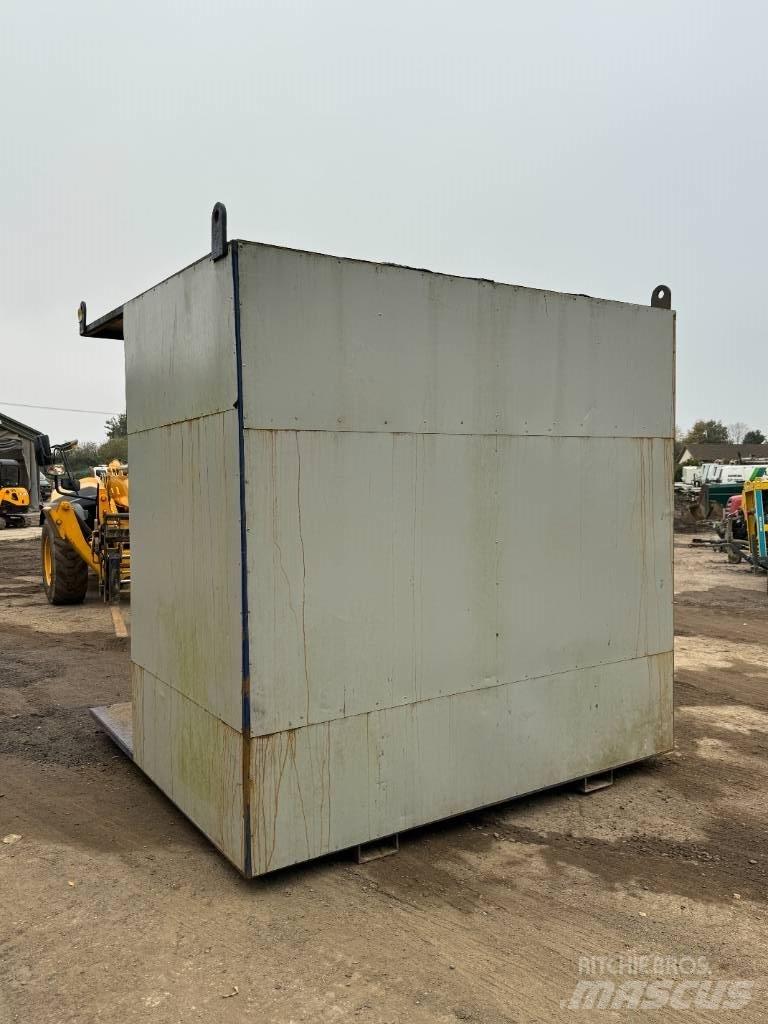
[{"left": 0, "top": 458, "right": 31, "bottom": 527}]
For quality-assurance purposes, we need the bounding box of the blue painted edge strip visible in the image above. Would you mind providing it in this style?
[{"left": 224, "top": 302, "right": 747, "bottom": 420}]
[{"left": 231, "top": 241, "right": 253, "bottom": 877}]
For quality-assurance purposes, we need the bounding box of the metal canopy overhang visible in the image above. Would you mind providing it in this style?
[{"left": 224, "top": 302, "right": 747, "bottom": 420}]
[
  {"left": 76, "top": 204, "right": 228, "bottom": 344},
  {"left": 78, "top": 301, "right": 124, "bottom": 340}
]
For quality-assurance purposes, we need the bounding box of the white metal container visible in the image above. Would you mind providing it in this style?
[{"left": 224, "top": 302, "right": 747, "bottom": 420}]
[{"left": 102, "top": 223, "right": 674, "bottom": 877}]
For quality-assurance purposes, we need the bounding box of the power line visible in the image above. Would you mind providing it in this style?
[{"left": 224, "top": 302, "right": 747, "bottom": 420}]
[{"left": 0, "top": 401, "right": 119, "bottom": 416}]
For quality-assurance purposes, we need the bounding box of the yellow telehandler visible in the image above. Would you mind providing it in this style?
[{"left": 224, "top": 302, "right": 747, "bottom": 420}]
[
  {"left": 0, "top": 458, "right": 31, "bottom": 527},
  {"left": 35, "top": 435, "right": 130, "bottom": 604}
]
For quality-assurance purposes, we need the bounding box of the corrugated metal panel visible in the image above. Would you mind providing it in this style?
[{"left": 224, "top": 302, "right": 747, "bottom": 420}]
[
  {"left": 246, "top": 430, "right": 672, "bottom": 735},
  {"left": 237, "top": 244, "right": 674, "bottom": 439}
]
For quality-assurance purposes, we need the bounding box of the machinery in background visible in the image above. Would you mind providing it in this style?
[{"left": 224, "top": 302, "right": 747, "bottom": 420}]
[
  {"left": 702, "top": 472, "right": 768, "bottom": 570},
  {"left": 39, "top": 464, "right": 101, "bottom": 526},
  {"left": 694, "top": 462, "right": 768, "bottom": 520},
  {"left": 743, "top": 476, "right": 768, "bottom": 573},
  {"left": 35, "top": 435, "right": 130, "bottom": 604},
  {"left": 0, "top": 458, "right": 31, "bottom": 527},
  {"left": 714, "top": 493, "right": 747, "bottom": 542}
]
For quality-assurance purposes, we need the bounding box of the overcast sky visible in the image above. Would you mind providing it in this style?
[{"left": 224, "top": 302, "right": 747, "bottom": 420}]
[{"left": 2, "top": 0, "right": 766, "bottom": 443}]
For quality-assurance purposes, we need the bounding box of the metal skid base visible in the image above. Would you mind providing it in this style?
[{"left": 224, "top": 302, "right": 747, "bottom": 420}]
[
  {"left": 576, "top": 769, "right": 614, "bottom": 794},
  {"left": 90, "top": 702, "right": 134, "bottom": 759},
  {"left": 356, "top": 834, "right": 400, "bottom": 864},
  {"left": 89, "top": 703, "right": 402, "bottom": 870}
]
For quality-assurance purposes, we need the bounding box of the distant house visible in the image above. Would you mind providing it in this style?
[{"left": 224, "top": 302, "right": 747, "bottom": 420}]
[
  {"left": 677, "top": 442, "right": 768, "bottom": 466},
  {"left": 0, "top": 410, "right": 42, "bottom": 507}
]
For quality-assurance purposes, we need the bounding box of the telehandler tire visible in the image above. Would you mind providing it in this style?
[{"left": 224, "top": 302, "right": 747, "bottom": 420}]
[{"left": 41, "top": 518, "right": 88, "bottom": 605}]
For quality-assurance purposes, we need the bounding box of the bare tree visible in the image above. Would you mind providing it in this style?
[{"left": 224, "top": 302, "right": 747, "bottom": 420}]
[{"left": 729, "top": 422, "right": 748, "bottom": 444}]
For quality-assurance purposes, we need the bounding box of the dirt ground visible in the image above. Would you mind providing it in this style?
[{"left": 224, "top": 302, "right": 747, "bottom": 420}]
[{"left": 1, "top": 528, "right": 767, "bottom": 1023}]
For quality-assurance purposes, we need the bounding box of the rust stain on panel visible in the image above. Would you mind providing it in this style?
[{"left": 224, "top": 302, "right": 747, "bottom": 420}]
[{"left": 250, "top": 724, "right": 331, "bottom": 873}]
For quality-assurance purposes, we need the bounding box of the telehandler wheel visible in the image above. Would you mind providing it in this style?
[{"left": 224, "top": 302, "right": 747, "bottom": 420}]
[{"left": 41, "top": 519, "right": 88, "bottom": 605}]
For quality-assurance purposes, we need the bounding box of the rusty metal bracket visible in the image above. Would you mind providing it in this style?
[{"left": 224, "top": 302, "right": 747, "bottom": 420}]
[
  {"left": 211, "top": 202, "right": 228, "bottom": 261},
  {"left": 651, "top": 284, "right": 671, "bottom": 309}
]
